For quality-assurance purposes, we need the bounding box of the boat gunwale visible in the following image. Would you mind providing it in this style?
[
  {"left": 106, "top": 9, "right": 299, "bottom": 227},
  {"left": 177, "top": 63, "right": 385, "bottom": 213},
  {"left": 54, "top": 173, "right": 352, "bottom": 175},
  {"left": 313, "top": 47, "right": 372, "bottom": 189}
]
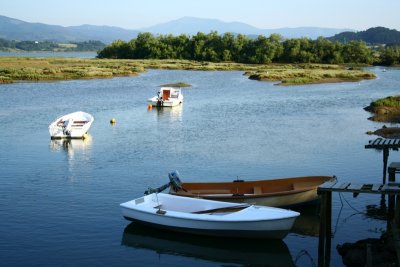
[
  {"left": 121, "top": 204, "right": 300, "bottom": 223},
  {"left": 120, "top": 195, "right": 300, "bottom": 223},
  {"left": 171, "top": 187, "right": 317, "bottom": 199},
  {"left": 171, "top": 175, "right": 335, "bottom": 199}
]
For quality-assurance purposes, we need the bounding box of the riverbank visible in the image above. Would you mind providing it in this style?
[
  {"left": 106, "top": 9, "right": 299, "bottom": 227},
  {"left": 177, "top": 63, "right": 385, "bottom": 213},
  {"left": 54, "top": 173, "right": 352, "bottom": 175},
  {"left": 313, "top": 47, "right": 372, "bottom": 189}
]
[
  {"left": 0, "top": 57, "right": 376, "bottom": 85},
  {"left": 365, "top": 96, "right": 400, "bottom": 123},
  {"left": 365, "top": 96, "right": 400, "bottom": 138}
]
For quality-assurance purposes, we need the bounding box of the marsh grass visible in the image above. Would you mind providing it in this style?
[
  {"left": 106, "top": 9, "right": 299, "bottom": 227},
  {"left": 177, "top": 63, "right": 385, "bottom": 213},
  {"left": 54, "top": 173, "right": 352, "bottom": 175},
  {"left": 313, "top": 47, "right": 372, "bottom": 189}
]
[
  {"left": 371, "top": 96, "right": 400, "bottom": 107},
  {"left": 248, "top": 67, "right": 375, "bottom": 85},
  {"left": 160, "top": 82, "right": 192, "bottom": 87},
  {"left": 0, "top": 57, "right": 375, "bottom": 85}
]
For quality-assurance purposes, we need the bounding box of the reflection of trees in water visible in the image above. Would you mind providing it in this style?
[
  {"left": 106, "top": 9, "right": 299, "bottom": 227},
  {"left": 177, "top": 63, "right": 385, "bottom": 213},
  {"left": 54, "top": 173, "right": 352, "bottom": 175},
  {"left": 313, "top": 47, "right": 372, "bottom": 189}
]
[
  {"left": 121, "top": 222, "right": 295, "bottom": 266},
  {"left": 337, "top": 232, "right": 397, "bottom": 266},
  {"left": 365, "top": 196, "right": 388, "bottom": 221}
]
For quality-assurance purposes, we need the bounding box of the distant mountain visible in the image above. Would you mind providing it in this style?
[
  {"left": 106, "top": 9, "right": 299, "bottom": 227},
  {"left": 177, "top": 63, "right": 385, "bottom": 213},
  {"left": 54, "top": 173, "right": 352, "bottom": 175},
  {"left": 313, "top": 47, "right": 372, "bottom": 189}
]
[
  {"left": 141, "top": 17, "right": 352, "bottom": 39},
  {"left": 0, "top": 15, "right": 139, "bottom": 43},
  {"left": 328, "top": 26, "right": 400, "bottom": 45},
  {"left": 140, "top": 17, "right": 260, "bottom": 36}
]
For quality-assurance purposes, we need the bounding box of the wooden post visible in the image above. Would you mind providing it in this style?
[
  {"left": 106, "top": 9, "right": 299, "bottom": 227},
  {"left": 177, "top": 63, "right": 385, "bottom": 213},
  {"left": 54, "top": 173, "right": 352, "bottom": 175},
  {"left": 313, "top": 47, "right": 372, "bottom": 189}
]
[
  {"left": 383, "top": 148, "right": 389, "bottom": 184},
  {"left": 318, "top": 191, "right": 327, "bottom": 267},
  {"left": 395, "top": 195, "right": 400, "bottom": 225},
  {"left": 318, "top": 191, "right": 332, "bottom": 267},
  {"left": 389, "top": 162, "right": 397, "bottom": 183},
  {"left": 326, "top": 191, "right": 332, "bottom": 266},
  {"left": 388, "top": 162, "right": 398, "bottom": 224}
]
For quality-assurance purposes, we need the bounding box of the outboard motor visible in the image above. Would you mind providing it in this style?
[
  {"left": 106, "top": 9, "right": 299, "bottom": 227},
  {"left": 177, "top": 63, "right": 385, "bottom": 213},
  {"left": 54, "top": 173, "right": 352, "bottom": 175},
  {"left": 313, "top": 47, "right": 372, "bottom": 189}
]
[
  {"left": 168, "top": 170, "right": 184, "bottom": 192},
  {"left": 63, "top": 119, "right": 74, "bottom": 136}
]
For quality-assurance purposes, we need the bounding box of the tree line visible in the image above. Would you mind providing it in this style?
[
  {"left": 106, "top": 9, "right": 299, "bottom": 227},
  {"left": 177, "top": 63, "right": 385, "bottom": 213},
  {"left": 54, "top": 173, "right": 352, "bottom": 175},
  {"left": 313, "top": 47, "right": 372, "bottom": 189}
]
[
  {"left": 0, "top": 39, "right": 105, "bottom": 52},
  {"left": 97, "top": 32, "right": 400, "bottom": 66}
]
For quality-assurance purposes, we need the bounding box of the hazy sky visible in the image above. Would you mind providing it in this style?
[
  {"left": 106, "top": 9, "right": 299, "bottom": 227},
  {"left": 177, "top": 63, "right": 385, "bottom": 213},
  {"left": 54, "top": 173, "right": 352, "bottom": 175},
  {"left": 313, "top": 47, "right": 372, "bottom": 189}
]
[{"left": 2, "top": 0, "right": 399, "bottom": 30}]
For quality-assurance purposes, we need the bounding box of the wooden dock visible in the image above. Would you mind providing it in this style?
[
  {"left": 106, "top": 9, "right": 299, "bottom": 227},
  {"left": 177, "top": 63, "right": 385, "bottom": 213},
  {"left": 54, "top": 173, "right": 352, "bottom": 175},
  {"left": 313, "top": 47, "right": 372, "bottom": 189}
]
[
  {"left": 365, "top": 138, "right": 400, "bottom": 183},
  {"left": 317, "top": 162, "right": 400, "bottom": 267}
]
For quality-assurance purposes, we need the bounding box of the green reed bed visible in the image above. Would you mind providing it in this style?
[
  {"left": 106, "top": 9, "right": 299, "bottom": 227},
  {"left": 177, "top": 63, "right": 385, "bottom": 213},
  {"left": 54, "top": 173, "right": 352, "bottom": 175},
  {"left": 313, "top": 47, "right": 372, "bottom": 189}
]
[
  {"left": 0, "top": 57, "right": 375, "bottom": 85},
  {"left": 370, "top": 96, "right": 400, "bottom": 107}
]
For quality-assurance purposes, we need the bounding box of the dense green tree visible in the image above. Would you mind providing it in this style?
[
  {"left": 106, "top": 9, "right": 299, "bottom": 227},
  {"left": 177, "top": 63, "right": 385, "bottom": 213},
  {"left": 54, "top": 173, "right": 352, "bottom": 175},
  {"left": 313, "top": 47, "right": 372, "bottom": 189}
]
[
  {"left": 379, "top": 46, "right": 400, "bottom": 65},
  {"left": 97, "top": 40, "right": 132, "bottom": 58},
  {"left": 342, "top": 41, "right": 373, "bottom": 64},
  {"left": 232, "top": 34, "right": 250, "bottom": 62},
  {"left": 96, "top": 31, "right": 389, "bottom": 65},
  {"left": 281, "top": 39, "right": 302, "bottom": 63},
  {"left": 72, "top": 40, "right": 105, "bottom": 51},
  {"left": 0, "top": 38, "right": 15, "bottom": 49},
  {"left": 188, "top": 32, "right": 207, "bottom": 61},
  {"left": 134, "top": 32, "right": 162, "bottom": 59},
  {"left": 221, "top": 32, "right": 235, "bottom": 61}
]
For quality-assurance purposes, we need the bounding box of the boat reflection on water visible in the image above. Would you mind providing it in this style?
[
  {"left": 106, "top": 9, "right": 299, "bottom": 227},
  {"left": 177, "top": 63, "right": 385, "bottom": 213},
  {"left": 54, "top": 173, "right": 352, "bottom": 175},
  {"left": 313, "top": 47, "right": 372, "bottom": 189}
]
[
  {"left": 49, "top": 135, "right": 92, "bottom": 161},
  {"left": 291, "top": 205, "right": 321, "bottom": 237},
  {"left": 121, "top": 222, "right": 295, "bottom": 266},
  {"left": 154, "top": 105, "right": 183, "bottom": 122}
]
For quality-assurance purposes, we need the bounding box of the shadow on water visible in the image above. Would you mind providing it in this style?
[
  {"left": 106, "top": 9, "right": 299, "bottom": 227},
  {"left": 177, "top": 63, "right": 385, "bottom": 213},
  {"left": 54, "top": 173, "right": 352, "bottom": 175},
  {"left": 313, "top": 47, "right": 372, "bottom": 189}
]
[
  {"left": 291, "top": 205, "right": 321, "bottom": 237},
  {"left": 121, "top": 222, "right": 295, "bottom": 266}
]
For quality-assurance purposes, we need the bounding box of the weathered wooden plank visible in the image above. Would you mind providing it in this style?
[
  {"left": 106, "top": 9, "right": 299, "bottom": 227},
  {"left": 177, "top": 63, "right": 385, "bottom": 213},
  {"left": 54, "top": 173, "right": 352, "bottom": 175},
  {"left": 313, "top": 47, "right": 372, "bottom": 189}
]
[
  {"left": 382, "top": 184, "right": 400, "bottom": 192},
  {"left": 346, "top": 183, "right": 365, "bottom": 191},
  {"left": 389, "top": 162, "right": 400, "bottom": 171},
  {"left": 373, "top": 138, "right": 382, "bottom": 145},
  {"left": 336, "top": 182, "right": 350, "bottom": 190},
  {"left": 366, "top": 137, "right": 400, "bottom": 149},
  {"left": 318, "top": 180, "right": 338, "bottom": 191},
  {"left": 361, "top": 184, "right": 373, "bottom": 191},
  {"left": 372, "top": 184, "right": 383, "bottom": 191}
]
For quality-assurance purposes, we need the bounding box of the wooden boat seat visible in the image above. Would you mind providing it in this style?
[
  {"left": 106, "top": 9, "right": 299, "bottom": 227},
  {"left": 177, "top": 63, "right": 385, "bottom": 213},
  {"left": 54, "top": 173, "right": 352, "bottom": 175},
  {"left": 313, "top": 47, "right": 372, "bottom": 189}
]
[
  {"left": 253, "top": 186, "right": 262, "bottom": 194},
  {"left": 190, "top": 189, "right": 231, "bottom": 195}
]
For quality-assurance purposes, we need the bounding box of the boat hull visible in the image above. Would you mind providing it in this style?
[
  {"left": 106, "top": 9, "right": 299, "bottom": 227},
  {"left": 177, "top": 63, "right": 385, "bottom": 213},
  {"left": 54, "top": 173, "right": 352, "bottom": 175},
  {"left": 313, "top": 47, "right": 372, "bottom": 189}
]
[
  {"left": 122, "top": 216, "right": 292, "bottom": 239},
  {"left": 148, "top": 87, "right": 183, "bottom": 107},
  {"left": 120, "top": 193, "right": 299, "bottom": 239},
  {"left": 49, "top": 111, "right": 94, "bottom": 139},
  {"left": 188, "top": 188, "right": 320, "bottom": 207},
  {"left": 169, "top": 176, "right": 335, "bottom": 207},
  {"left": 148, "top": 98, "right": 182, "bottom": 107}
]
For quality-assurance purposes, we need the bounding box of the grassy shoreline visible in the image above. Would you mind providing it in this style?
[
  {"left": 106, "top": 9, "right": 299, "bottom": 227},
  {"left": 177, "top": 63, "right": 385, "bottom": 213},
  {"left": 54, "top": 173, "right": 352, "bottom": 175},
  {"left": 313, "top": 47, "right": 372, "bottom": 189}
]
[
  {"left": 365, "top": 96, "right": 400, "bottom": 123},
  {"left": 0, "top": 57, "right": 376, "bottom": 85}
]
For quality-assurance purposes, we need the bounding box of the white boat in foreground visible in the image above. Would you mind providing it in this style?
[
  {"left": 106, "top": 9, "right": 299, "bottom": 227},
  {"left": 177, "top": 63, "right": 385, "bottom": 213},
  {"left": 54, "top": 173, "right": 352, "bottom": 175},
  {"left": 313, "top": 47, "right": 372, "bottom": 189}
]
[
  {"left": 120, "top": 193, "right": 300, "bottom": 239},
  {"left": 48, "top": 111, "right": 94, "bottom": 139},
  {"left": 148, "top": 87, "right": 183, "bottom": 107}
]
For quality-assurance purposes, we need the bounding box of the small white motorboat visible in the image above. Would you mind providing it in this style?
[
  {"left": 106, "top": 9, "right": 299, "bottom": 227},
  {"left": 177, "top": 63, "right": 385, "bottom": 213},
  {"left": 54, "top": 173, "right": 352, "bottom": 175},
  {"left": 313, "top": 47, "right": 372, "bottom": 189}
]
[
  {"left": 48, "top": 111, "right": 94, "bottom": 139},
  {"left": 148, "top": 87, "right": 183, "bottom": 107},
  {"left": 120, "top": 193, "right": 300, "bottom": 239}
]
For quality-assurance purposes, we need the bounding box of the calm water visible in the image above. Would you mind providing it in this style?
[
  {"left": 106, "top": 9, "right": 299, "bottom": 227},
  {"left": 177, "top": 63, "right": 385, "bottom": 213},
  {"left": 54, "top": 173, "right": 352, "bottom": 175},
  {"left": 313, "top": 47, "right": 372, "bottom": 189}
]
[{"left": 0, "top": 67, "right": 399, "bottom": 266}]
